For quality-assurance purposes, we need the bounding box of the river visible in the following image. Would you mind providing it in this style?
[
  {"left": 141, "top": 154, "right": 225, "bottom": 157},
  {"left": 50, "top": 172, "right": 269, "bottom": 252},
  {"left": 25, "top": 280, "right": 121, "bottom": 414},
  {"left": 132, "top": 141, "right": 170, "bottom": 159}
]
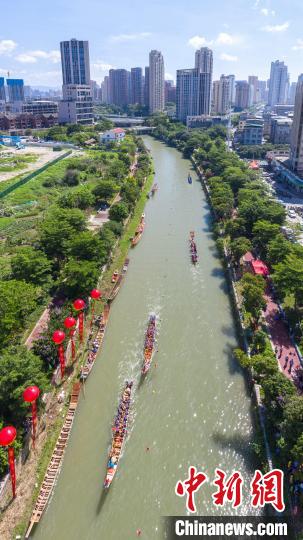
[{"left": 33, "top": 136, "right": 256, "bottom": 540}]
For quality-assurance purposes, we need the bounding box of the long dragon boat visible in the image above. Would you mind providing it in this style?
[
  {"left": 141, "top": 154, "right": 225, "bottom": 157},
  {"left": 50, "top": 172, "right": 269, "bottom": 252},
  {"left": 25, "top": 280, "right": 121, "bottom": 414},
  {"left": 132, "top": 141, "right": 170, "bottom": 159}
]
[
  {"left": 142, "top": 314, "right": 157, "bottom": 375},
  {"left": 151, "top": 183, "right": 158, "bottom": 195},
  {"left": 107, "top": 258, "right": 130, "bottom": 302},
  {"left": 131, "top": 213, "right": 145, "bottom": 247},
  {"left": 103, "top": 381, "right": 133, "bottom": 489},
  {"left": 189, "top": 231, "right": 198, "bottom": 264}
]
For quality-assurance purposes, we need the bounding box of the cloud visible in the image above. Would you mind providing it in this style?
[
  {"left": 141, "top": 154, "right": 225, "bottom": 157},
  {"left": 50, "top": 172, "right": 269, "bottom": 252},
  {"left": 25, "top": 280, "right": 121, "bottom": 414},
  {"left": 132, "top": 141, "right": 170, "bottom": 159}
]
[
  {"left": 292, "top": 39, "right": 303, "bottom": 51},
  {"left": 188, "top": 35, "right": 213, "bottom": 48},
  {"left": 188, "top": 33, "right": 241, "bottom": 49},
  {"left": 0, "top": 39, "right": 17, "bottom": 55},
  {"left": 220, "top": 53, "right": 238, "bottom": 62},
  {"left": 165, "top": 72, "right": 174, "bottom": 81},
  {"left": 262, "top": 21, "right": 289, "bottom": 32},
  {"left": 216, "top": 32, "right": 240, "bottom": 45},
  {"left": 109, "top": 32, "right": 151, "bottom": 43},
  {"left": 15, "top": 50, "right": 60, "bottom": 64},
  {"left": 261, "top": 8, "right": 275, "bottom": 16},
  {"left": 91, "top": 60, "right": 114, "bottom": 79}
]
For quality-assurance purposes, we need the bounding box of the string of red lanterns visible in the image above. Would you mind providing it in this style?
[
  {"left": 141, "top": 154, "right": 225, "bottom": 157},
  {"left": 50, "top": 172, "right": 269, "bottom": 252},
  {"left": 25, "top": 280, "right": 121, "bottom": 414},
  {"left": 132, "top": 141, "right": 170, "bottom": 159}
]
[
  {"left": 90, "top": 289, "right": 102, "bottom": 328},
  {"left": 0, "top": 426, "right": 17, "bottom": 498},
  {"left": 64, "top": 316, "right": 77, "bottom": 362},
  {"left": 23, "top": 386, "right": 40, "bottom": 449},
  {"left": 73, "top": 299, "right": 86, "bottom": 343},
  {"left": 52, "top": 330, "right": 66, "bottom": 379}
]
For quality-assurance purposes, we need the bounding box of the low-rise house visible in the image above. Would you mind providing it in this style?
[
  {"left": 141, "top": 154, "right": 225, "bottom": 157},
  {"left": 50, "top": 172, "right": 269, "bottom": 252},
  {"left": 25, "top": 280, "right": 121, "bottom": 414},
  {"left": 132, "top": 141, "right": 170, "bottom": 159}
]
[{"left": 100, "top": 128, "right": 126, "bottom": 144}]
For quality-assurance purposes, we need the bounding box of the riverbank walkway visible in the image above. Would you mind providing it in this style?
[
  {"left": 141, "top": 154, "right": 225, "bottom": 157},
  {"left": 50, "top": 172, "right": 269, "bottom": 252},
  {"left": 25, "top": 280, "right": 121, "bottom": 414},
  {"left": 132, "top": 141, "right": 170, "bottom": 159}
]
[{"left": 264, "top": 287, "right": 302, "bottom": 383}]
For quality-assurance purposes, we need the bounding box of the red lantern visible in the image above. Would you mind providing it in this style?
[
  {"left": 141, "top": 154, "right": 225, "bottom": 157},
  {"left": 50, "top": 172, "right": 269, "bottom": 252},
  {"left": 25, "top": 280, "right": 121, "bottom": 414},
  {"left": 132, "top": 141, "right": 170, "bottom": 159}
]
[
  {"left": 73, "top": 299, "right": 86, "bottom": 311},
  {"left": 90, "top": 289, "right": 101, "bottom": 300},
  {"left": 64, "top": 317, "right": 77, "bottom": 362},
  {"left": 52, "top": 330, "right": 66, "bottom": 379},
  {"left": 73, "top": 299, "right": 85, "bottom": 343},
  {"left": 90, "top": 289, "right": 102, "bottom": 328},
  {"left": 23, "top": 386, "right": 40, "bottom": 449},
  {"left": 0, "top": 426, "right": 17, "bottom": 498}
]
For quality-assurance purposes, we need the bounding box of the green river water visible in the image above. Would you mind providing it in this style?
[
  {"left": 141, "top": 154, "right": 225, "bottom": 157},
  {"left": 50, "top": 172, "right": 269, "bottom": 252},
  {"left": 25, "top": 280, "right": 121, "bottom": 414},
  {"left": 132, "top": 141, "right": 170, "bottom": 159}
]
[{"left": 33, "top": 136, "right": 256, "bottom": 540}]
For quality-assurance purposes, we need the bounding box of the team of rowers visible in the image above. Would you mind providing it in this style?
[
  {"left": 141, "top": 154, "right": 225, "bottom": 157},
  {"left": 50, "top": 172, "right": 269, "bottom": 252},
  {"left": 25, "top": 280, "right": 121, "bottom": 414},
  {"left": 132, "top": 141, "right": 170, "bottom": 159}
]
[
  {"left": 142, "top": 314, "right": 157, "bottom": 374},
  {"left": 189, "top": 231, "right": 198, "bottom": 264},
  {"left": 104, "top": 382, "right": 133, "bottom": 488}
]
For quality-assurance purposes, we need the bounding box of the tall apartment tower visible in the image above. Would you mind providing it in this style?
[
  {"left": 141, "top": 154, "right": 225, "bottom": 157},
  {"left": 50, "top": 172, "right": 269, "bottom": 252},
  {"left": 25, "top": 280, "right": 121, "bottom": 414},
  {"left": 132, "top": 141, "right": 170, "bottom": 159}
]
[
  {"left": 268, "top": 60, "right": 289, "bottom": 107},
  {"left": 59, "top": 38, "right": 93, "bottom": 124},
  {"left": 109, "top": 69, "right": 130, "bottom": 106},
  {"left": 60, "top": 39, "right": 90, "bottom": 85},
  {"left": 0, "top": 77, "right": 6, "bottom": 102},
  {"left": 101, "top": 76, "right": 110, "bottom": 104},
  {"left": 248, "top": 75, "right": 259, "bottom": 104},
  {"left": 290, "top": 75, "right": 303, "bottom": 174},
  {"left": 7, "top": 79, "right": 24, "bottom": 102},
  {"left": 144, "top": 66, "right": 150, "bottom": 108},
  {"left": 212, "top": 75, "right": 231, "bottom": 114},
  {"left": 149, "top": 50, "right": 165, "bottom": 114},
  {"left": 235, "top": 81, "right": 252, "bottom": 109},
  {"left": 194, "top": 47, "right": 213, "bottom": 115},
  {"left": 131, "top": 67, "right": 143, "bottom": 105},
  {"left": 176, "top": 69, "right": 212, "bottom": 122}
]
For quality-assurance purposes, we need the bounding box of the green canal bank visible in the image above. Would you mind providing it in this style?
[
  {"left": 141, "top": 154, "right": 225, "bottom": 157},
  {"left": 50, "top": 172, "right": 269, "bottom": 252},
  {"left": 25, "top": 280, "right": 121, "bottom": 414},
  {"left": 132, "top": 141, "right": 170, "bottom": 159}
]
[{"left": 31, "top": 136, "right": 257, "bottom": 540}]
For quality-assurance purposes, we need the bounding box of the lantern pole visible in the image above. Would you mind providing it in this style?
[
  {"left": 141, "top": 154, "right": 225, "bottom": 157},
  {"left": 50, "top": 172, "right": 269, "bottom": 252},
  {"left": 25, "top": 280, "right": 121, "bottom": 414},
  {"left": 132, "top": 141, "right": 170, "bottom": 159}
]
[
  {"left": 73, "top": 299, "right": 86, "bottom": 344},
  {"left": 52, "top": 331, "right": 66, "bottom": 380},
  {"left": 90, "top": 289, "right": 101, "bottom": 329},
  {"left": 23, "top": 386, "right": 40, "bottom": 449},
  {"left": 64, "top": 317, "right": 77, "bottom": 363},
  {"left": 0, "top": 426, "right": 17, "bottom": 498}
]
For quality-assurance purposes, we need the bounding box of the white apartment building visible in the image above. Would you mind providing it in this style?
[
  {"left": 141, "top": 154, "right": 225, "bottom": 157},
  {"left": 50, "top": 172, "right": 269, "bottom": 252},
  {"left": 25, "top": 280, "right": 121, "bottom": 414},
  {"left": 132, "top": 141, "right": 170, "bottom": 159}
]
[{"left": 149, "top": 50, "right": 165, "bottom": 114}]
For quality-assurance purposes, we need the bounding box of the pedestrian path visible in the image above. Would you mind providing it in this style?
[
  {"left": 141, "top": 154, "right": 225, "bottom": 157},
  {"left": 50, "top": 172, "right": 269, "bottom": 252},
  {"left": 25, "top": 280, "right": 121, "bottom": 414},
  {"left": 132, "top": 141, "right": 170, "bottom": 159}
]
[{"left": 264, "top": 287, "right": 302, "bottom": 382}]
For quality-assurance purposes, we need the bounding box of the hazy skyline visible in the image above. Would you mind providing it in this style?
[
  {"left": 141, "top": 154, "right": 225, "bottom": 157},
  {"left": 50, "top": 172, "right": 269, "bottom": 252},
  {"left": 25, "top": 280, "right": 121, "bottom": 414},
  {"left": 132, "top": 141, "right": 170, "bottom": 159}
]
[{"left": 1, "top": 0, "right": 303, "bottom": 86}]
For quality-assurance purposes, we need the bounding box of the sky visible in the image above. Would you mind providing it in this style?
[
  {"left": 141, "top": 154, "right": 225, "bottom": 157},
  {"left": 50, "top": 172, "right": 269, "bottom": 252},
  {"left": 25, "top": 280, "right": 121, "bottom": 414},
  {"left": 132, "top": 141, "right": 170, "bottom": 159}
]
[{"left": 1, "top": 0, "right": 303, "bottom": 87}]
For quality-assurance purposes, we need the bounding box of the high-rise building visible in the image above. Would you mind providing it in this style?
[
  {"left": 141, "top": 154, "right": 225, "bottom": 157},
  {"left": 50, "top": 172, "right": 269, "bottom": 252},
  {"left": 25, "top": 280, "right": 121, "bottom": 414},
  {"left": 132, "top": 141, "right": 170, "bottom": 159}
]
[
  {"left": 7, "top": 79, "right": 24, "bottom": 102},
  {"left": 258, "top": 80, "right": 267, "bottom": 102},
  {"left": 60, "top": 39, "right": 90, "bottom": 85},
  {"left": 59, "top": 38, "right": 93, "bottom": 124},
  {"left": 108, "top": 69, "right": 130, "bottom": 106},
  {"left": 149, "top": 50, "right": 165, "bottom": 114},
  {"left": 290, "top": 74, "right": 303, "bottom": 174},
  {"left": 248, "top": 76, "right": 259, "bottom": 104},
  {"left": 212, "top": 75, "right": 231, "bottom": 114},
  {"left": 195, "top": 47, "right": 213, "bottom": 74},
  {"left": 176, "top": 69, "right": 212, "bottom": 122},
  {"left": 288, "top": 82, "right": 297, "bottom": 105},
  {"left": 165, "top": 80, "right": 176, "bottom": 104},
  {"left": 0, "top": 77, "right": 5, "bottom": 102},
  {"left": 227, "top": 74, "right": 235, "bottom": 105},
  {"left": 144, "top": 67, "right": 150, "bottom": 108},
  {"left": 101, "top": 76, "right": 110, "bottom": 104},
  {"left": 194, "top": 47, "right": 213, "bottom": 115},
  {"left": 90, "top": 80, "right": 101, "bottom": 102},
  {"left": 131, "top": 67, "right": 143, "bottom": 105},
  {"left": 268, "top": 60, "right": 289, "bottom": 107},
  {"left": 235, "top": 81, "right": 252, "bottom": 110}
]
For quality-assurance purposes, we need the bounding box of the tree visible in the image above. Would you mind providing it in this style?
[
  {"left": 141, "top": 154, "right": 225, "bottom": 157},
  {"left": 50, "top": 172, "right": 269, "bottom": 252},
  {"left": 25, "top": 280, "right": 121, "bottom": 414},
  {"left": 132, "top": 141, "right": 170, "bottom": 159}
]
[
  {"left": 222, "top": 166, "right": 249, "bottom": 194},
  {"left": 62, "top": 168, "right": 80, "bottom": 186},
  {"left": 60, "top": 259, "right": 99, "bottom": 298},
  {"left": 0, "top": 280, "right": 38, "bottom": 348},
  {"left": 267, "top": 234, "right": 292, "bottom": 266},
  {"left": 250, "top": 353, "right": 278, "bottom": 377},
  {"left": 93, "top": 180, "right": 118, "bottom": 202},
  {"left": 0, "top": 346, "right": 49, "bottom": 426},
  {"left": 102, "top": 220, "right": 123, "bottom": 237},
  {"left": 39, "top": 207, "right": 86, "bottom": 260},
  {"left": 252, "top": 220, "right": 280, "bottom": 259},
  {"left": 99, "top": 227, "right": 116, "bottom": 255},
  {"left": 273, "top": 254, "right": 303, "bottom": 308},
  {"left": 58, "top": 186, "right": 95, "bottom": 209},
  {"left": 109, "top": 202, "right": 129, "bottom": 222},
  {"left": 241, "top": 273, "right": 266, "bottom": 324},
  {"left": 120, "top": 182, "right": 140, "bottom": 207},
  {"left": 67, "top": 231, "right": 106, "bottom": 263},
  {"left": 10, "top": 247, "right": 52, "bottom": 286},
  {"left": 230, "top": 237, "right": 252, "bottom": 262}
]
